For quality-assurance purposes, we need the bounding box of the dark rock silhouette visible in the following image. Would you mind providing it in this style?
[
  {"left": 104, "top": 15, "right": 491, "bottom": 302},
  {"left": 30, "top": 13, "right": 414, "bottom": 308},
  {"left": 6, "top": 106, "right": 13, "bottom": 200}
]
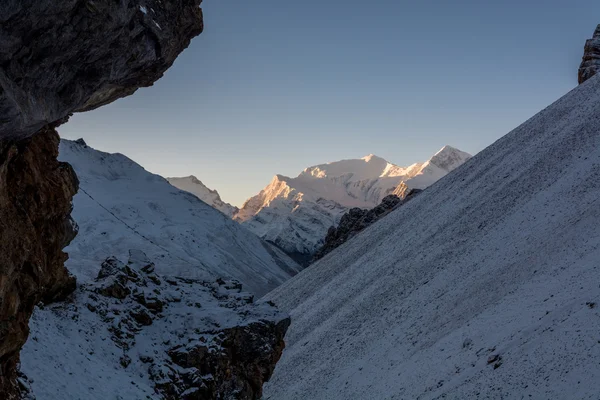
[
  {"left": 579, "top": 25, "right": 600, "bottom": 84},
  {"left": 313, "top": 189, "right": 422, "bottom": 262},
  {"left": 0, "top": 1, "right": 203, "bottom": 397}
]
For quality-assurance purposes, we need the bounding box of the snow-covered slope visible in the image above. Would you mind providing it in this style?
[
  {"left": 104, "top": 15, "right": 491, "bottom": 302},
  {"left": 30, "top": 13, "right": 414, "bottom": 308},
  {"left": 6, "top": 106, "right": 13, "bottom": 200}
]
[
  {"left": 235, "top": 146, "right": 471, "bottom": 259},
  {"left": 167, "top": 175, "right": 238, "bottom": 217},
  {"left": 19, "top": 140, "right": 299, "bottom": 399},
  {"left": 263, "top": 76, "right": 600, "bottom": 399},
  {"left": 21, "top": 252, "right": 290, "bottom": 400},
  {"left": 57, "top": 139, "right": 300, "bottom": 296}
]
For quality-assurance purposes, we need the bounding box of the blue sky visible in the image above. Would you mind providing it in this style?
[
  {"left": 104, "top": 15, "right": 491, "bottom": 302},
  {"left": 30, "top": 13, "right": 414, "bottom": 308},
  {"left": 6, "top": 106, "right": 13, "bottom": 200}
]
[{"left": 59, "top": 0, "right": 599, "bottom": 206}]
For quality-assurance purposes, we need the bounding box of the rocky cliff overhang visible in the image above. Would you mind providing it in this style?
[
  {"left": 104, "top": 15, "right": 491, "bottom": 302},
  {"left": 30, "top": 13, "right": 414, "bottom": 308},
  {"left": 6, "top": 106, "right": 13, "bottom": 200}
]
[
  {"left": 0, "top": 1, "right": 203, "bottom": 398},
  {"left": 579, "top": 24, "right": 600, "bottom": 84},
  {"left": 0, "top": 0, "right": 204, "bottom": 139}
]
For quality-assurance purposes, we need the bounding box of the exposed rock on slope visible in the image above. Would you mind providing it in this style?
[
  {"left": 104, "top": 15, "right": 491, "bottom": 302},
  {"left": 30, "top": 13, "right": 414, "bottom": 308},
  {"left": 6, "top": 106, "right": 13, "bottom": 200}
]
[
  {"left": 0, "top": 128, "right": 78, "bottom": 398},
  {"left": 0, "top": 0, "right": 203, "bottom": 140},
  {"left": 313, "top": 189, "right": 422, "bottom": 261},
  {"left": 168, "top": 175, "right": 239, "bottom": 217},
  {"left": 579, "top": 24, "right": 600, "bottom": 84},
  {"left": 235, "top": 146, "right": 470, "bottom": 261},
  {"left": 263, "top": 74, "right": 600, "bottom": 399},
  {"left": 0, "top": 1, "right": 203, "bottom": 397},
  {"left": 22, "top": 251, "right": 289, "bottom": 399}
]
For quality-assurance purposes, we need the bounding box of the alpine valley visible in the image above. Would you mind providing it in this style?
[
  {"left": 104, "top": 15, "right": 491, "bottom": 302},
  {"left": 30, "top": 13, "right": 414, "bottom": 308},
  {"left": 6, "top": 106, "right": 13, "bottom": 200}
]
[
  {"left": 171, "top": 146, "right": 471, "bottom": 264},
  {"left": 2, "top": 2, "right": 600, "bottom": 400}
]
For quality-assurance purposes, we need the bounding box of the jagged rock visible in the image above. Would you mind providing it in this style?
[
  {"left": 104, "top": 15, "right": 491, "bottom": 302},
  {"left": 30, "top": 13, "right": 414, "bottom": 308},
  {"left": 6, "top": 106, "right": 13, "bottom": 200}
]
[
  {"left": 579, "top": 25, "right": 600, "bottom": 84},
  {"left": 73, "top": 138, "right": 88, "bottom": 147},
  {"left": 59, "top": 251, "right": 291, "bottom": 399},
  {"left": 0, "top": 128, "right": 78, "bottom": 398},
  {"left": 0, "top": 0, "right": 204, "bottom": 140},
  {"left": 165, "top": 319, "right": 290, "bottom": 400},
  {"left": 390, "top": 182, "right": 423, "bottom": 200},
  {"left": 0, "top": 1, "right": 204, "bottom": 397},
  {"left": 313, "top": 191, "right": 422, "bottom": 261}
]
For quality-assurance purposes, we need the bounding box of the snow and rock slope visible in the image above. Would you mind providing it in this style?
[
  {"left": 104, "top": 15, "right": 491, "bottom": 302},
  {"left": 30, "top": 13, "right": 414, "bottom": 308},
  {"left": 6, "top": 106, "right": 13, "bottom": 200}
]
[
  {"left": 18, "top": 139, "right": 299, "bottom": 399},
  {"left": 56, "top": 139, "right": 300, "bottom": 296},
  {"left": 167, "top": 175, "right": 239, "bottom": 217},
  {"left": 235, "top": 146, "right": 470, "bottom": 260},
  {"left": 21, "top": 251, "right": 290, "bottom": 399},
  {"left": 263, "top": 75, "right": 600, "bottom": 399}
]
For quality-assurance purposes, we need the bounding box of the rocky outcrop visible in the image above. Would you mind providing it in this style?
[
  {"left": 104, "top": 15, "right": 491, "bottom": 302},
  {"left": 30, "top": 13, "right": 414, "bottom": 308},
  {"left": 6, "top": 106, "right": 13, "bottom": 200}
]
[
  {"left": 0, "top": 127, "right": 78, "bottom": 398},
  {"left": 165, "top": 320, "right": 290, "bottom": 399},
  {"left": 313, "top": 190, "right": 422, "bottom": 261},
  {"left": 579, "top": 25, "right": 600, "bottom": 84},
  {"left": 23, "top": 251, "right": 290, "bottom": 399},
  {"left": 0, "top": 2, "right": 204, "bottom": 397},
  {"left": 0, "top": 0, "right": 204, "bottom": 140}
]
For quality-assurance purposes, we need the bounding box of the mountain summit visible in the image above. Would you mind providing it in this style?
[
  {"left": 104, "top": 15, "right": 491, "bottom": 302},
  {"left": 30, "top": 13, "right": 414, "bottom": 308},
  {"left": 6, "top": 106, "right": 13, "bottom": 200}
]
[
  {"left": 167, "top": 175, "right": 239, "bottom": 217},
  {"left": 234, "top": 147, "right": 471, "bottom": 261}
]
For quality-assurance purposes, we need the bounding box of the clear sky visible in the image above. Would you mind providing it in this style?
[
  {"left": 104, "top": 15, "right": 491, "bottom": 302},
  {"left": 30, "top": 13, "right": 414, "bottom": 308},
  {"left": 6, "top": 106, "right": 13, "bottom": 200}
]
[{"left": 59, "top": 0, "right": 599, "bottom": 207}]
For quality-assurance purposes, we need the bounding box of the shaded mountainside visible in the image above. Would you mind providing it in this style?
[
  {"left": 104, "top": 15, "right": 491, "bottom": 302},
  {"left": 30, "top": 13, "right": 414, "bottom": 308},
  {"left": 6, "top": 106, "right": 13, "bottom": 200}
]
[
  {"left": 313, "top": 189, "right": 422, "bottom": 261},
  {"left": 0, "top": 128, "right": 78, "bottom": 398},
  {"left": 235, "top": 147, "right": 471, "bottom": 262},
  {"left": 18, "top": 139, "right": 299, "bottom": 399},
  {"left": 22, "top": 251, "right": 289, "bottom": 399},
  {"left": 263, "top": 73, "right": 600, "bottom": 399},
  {"left": 0, "top": 1, "right": 202, "bottom": 398},
  {"left": 168, "top": 175, "right": 239, "bottom": 218},
  {"left": 58, "top": 139, "right": 300, "bottom": 297}
]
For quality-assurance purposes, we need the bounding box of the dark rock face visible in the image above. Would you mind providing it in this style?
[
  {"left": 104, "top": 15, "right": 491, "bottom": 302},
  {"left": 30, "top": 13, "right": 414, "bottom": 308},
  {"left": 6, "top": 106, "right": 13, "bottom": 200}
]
[
  {"left": 0, "top": 127, "right": 78, "bottom": 398},
  {"left": 0, "top": 0, "right": 204, "bottom": 140},
  {"left": 165, "top": 320, "right": 290, "bottom": 399},
  {"left": 579, "top": 25, "right": 600, "bottom": 84},
  {"left": 0, "top": 2, "right": 204, "bottom": 397},
  {"left": 313, "top": 190, "right": 422, "bottom": 261}
]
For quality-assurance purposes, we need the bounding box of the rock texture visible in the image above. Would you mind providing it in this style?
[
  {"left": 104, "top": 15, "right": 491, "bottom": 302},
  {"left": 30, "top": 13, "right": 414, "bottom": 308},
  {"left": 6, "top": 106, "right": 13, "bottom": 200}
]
[
  {"left": 313, "top": 190, "right": 422, "bottom": 261},
  {"left": 0, "top": 1, "right": 204, "bottom": 397},
  {"left": 0, "top": 0, "right": 204, "bottom": 140},
  {"left": 0, "top": 127, "right": 78, "bottom": 398},
  {"left": 579, "top": 24, "right": 600, "bottom": 84},
  {"left": 23, "top": 251, "right": 290, "bottom": 400}
]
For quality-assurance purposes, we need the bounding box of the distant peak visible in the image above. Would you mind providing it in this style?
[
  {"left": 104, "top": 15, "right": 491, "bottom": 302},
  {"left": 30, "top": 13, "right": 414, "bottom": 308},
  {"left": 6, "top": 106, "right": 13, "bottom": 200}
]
[
  {"left": 181, "top": 175, "right": 204, "bottom": 184},
  {"left": 429, "top": 145, "right": 471, "bottom": 172},
  {"left": 74, "top": 138, "right": 87, "bottom": 147},
  {"left": 361, "top": 154, "right": 384, "bottom": 162},
  {"left": 435, "top": 145, "right": 459, "bottom": 154}
]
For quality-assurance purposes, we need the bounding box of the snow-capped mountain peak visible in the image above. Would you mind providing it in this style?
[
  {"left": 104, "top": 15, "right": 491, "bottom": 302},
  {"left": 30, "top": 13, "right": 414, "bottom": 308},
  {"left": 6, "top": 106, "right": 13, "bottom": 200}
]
[
  {"left": 167, "top": 175, "right": 239, "bottom": 217},
  {"left": 235, "top": 146, "right": 472, "bottom": 261},
  {"left": 428, "top": 145, "right": 472, "bottom": 172}
]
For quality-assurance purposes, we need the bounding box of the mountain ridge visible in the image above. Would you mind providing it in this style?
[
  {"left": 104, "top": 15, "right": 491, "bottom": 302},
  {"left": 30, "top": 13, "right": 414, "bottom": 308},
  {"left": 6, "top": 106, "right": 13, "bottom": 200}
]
[
  {"left": 234, "top": 146, "right": 471, "bottom": 261},
  {"left": 167, "top": 175, "right": 239, "bottom": 217}
]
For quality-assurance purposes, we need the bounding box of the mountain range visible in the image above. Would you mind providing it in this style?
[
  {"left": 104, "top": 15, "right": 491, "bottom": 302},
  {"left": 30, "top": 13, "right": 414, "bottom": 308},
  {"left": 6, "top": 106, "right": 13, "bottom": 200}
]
[
  {"left": 232, "top": 145, "right": 471, "bottom": 261},
  {"left": 169, "top": 146, "right": 470, "bottom": 264}
]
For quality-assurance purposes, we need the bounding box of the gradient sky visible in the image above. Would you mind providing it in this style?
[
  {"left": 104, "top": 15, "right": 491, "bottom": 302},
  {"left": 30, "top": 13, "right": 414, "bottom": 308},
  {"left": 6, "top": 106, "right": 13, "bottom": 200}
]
[{"left": 59, "top": 0, "right": 599, "bottom": 207}]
